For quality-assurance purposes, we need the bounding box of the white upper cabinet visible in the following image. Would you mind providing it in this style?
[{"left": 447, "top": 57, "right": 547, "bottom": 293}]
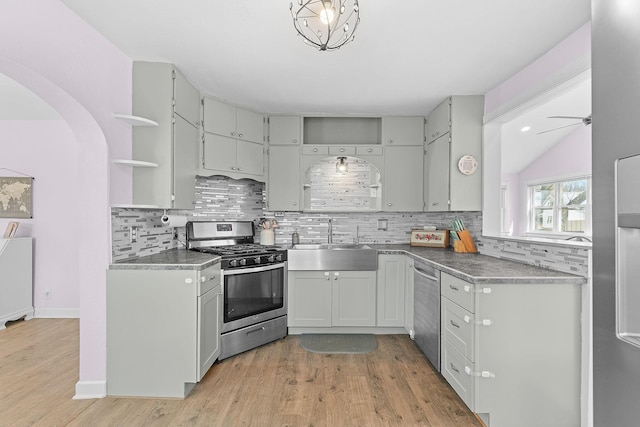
[
  {"left": 267, "top": 145, "right": 301, "bottom": 211},
  {"left": 383, "top": 116, "right": 425, "bottom": 145},
  {"left": 425, "top": 95, "right": 483, "bottom": 212},
  {"left": 173, "top": 68, "right": 201, "bottom": 128},
  {"left": 383, "top": 145, "right": 424, "bottom": 212},
  {"left": 202, "top": 97, "right": 265, "bottom": 180},
  {"left": 426, "top": 99, "right": 451, "bottom": 143},
  {"left": 269, "top": 116, "right": 302, "bottom": 145},
  {"left": 203, "top": 97, "right": 264, "bottom": 144},
  {"left": 129, "top": 61, "right": 199, "bottom": 209}
]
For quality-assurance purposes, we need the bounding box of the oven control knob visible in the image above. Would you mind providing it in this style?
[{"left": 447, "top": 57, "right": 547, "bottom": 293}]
[
  {"left": 276, "top": 254, "right": 283, "bottom": 262},
  {"left": 253, "top": 256, "right": 261, "bottom": 264},
  {"left": 267, "top": 255, "right": 275, "bottom": 263},
  {"left": 229, "top": 259, "right": 238, "bottom": 268},
  {"left": 239, "top": 258, "right": 247, "bottom": 266}
]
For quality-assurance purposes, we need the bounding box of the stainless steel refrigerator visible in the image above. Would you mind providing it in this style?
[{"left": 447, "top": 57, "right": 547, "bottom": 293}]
[{"left": 593, "top": 2, "right": 640, "bottom": 425}]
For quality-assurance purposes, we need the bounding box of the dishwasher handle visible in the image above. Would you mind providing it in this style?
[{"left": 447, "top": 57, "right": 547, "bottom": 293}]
[{"left": 413, "top": 265, "right": 439, "bottom": 282}]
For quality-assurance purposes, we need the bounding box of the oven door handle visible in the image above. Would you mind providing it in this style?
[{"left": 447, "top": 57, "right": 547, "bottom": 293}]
[{"left": 223, "top": 262, "right": 286, "bottom": 276}]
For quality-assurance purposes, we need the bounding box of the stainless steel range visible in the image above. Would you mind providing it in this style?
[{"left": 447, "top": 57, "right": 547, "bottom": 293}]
[{"left": 186, "top": 221, "right": 287, "bottom": 360}]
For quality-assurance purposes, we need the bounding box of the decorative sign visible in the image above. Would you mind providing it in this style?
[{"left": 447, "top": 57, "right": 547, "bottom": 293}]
[
  {"left": 458, "top": 155, "right": 478, "bottom": 175},
  {"left": 410, "top": 229, "right": 450, "bottom": 248},
  {"left": 0, "top": 177, "right": 33, "bottom": 218}
]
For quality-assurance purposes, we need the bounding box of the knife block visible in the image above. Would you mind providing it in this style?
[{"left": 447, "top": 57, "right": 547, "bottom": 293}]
[{"left": 454, "top": 230, "right": 478, "bottom": 253}]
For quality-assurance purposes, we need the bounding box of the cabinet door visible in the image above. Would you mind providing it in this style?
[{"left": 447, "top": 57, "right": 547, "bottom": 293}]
[
  {"left": 237, "top": 107, "right": 264, "bottom": 144},
  {"left": 474, "top": 283, "right": 582, "bottom": 427},
  {"left": 383, "top": 116, "right": 425, "bottom": 145},
  {"left": 376, "top": 255, "right": 406, "bottom": 327},
  {"left": 267, "top": 145, "right": 300, "bottom": 211},
  {"left": 404, "top": 257, "right": 414, "bottom": 334},
  {"left": 269, "top": 115, "right": 301, "bottom": 145},
  {"left": 288, "top": 271, "right": 332, "bottom": 327},
  {"left": 383, "top": 146, "right": 424, "bottom": 211},
  {"left": 203, "top": 132, "right": 236, "bottom": 173},
  {"left": 332, "top": 271, "right": 376, "bottom": 327},
  {"left": 173, "top": 68, "right": 200, "bottom": 128},
  {"left": 426, "top": 98, "right": 451, "bottom": 143},
  {"left": 425, "top": 134, "right": 450, "bottom": 211},
  {"left": 198, "top": 284, "right": 221, "bottom": 381},
  {"left": 203, "top": 97, "right": 236, "bottom": 137},
  {"left": 172, "top": 114, "right": 198, "bottom": 209},
  {"left": 236, "top": 139, "right": 264, "bottom": 176}
]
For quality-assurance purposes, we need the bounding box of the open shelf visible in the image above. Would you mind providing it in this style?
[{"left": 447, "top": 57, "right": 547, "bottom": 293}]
[
  {"left": 112, "top": 159, "right": 159, "bottom": 168},
  {"left": 113, "top": 114, "right": 158, "bottom": 127}
]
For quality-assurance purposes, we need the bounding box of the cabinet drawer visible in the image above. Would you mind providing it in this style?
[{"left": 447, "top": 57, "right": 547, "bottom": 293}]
[
  {"left": 442, "top": 297, "right": 475, "bottom": 362},
  {"left": 302, "top": 145, "right": 329, "bottom": 155},
  {"left": 199, "top": 264, "right": 221, "bottom": 295},
  {"left": 441, "top": 340, "right": 475, "bottom": 411},
  {"left": 441, "top": 272, "right": 474, "bottom": 313},
  {"left": 329, "top": 146, "right": 356, "bottom": 155},
  {"left": 356, "top": 146, "right": 383, "bottom": 156}
]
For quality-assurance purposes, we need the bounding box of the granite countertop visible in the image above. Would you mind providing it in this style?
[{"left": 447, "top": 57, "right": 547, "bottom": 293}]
[
  {"left": 110, "top": 249, "right": 220, "bottom": 271},
  {"left": 111, "top": 244, "right": 586, "bottom": 285},
  {"left": 370, "top": 244, "right": 586, "bottom": 285}
]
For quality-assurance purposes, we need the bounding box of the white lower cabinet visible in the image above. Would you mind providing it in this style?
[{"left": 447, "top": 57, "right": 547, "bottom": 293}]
[
  {"left": 288, "top": 270, "right": 376, "bottom": 327},
  {"left": 440, "top": 272, "right": 582, "bottom": 427},
  {"left": 107, "top": 263, "right": 221, "bottom": 398},
  {"left": 376, "top": 254, "right": 406, "bottom": 327}
]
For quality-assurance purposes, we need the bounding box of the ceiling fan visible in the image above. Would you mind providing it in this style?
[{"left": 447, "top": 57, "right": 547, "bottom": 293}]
[{"left": 537, "top": 114, "right": 592, "bottom": 135}]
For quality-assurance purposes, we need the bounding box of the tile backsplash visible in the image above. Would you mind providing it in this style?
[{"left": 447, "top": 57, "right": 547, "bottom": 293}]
[
  {"left": 111, "top": 175, "right": 590, "bottom": 279},
  {"left": 111, "top": 175, "right": 481, "bottom": 261}
]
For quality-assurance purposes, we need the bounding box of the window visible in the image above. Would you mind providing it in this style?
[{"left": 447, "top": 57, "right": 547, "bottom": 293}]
[{"left": 529, "top": 177, "right": 591, "bottom": 235}]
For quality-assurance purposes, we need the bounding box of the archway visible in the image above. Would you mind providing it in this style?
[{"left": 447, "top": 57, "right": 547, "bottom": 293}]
[{"left": 0, "top": 57, "right": 111, "bottom": 398}]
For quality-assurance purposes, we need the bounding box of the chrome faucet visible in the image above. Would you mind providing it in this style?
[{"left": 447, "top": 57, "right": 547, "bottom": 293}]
[
  {"left": 355, "top": 225, "right": 360, "bottom": 244},
  {"left": 328, "top": 218, "right": 333, "bottom": 244}
]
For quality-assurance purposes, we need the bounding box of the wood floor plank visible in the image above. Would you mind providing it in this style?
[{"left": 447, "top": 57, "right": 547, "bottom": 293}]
[{"left": 1, "top": 319, "right": 482, "bottom": 426}]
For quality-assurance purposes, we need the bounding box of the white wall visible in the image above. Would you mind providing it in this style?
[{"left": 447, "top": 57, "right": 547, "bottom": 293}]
[
  {"left": 0, "top": 120, "right": 80, "bottom": 314},
  {"left": 0, "top": 0, "right": 133, "bottom": 398}
]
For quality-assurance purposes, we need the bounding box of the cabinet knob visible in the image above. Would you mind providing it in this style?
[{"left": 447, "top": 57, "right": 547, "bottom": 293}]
[
  {"left": 231, "top": 132, "right": 236, "bottom": 137},
  {"left": 325, "top": 272, "right": 330, "bottom": 280},
  {"left": 340, "top": 148, "right": 345, "bottom": 152},
  {"left": 388, "top": 139, "right": 393, "bottom": 144},
  {"left": 292, "top": 139, "right": 298, "bottom": 144},
  {"left": 387, "top": 203, "right": 392, "bottom": 206},
  {"left": 238, "top": 133, "right": 244, "bottom": 138},
  {"left": 292, "top": 202, "right": 297, "bottom": 206},
  {"left": 367, "top": 148, "right": 373, "bottom": 152},
  {"left": 313, "top": 148, "right": 318, "bottom": 152}
]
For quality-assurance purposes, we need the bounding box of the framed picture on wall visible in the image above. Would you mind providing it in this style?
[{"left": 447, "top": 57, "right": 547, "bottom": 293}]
[{"left": 0, "top": 176, "right": 33, "bottom": 218}]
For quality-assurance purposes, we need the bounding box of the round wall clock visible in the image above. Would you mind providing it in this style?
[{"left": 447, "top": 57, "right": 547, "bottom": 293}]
[{"left": 458, "top": 155, "right": 478, "bottom": 175}]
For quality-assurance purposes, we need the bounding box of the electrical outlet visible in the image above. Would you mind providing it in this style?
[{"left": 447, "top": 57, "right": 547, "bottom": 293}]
[
  {"left": 377, "top": 219, "right": 388, "bottom": 231},
  {"left": 129, "top": 226, "right": 138, "bottom": 243}
]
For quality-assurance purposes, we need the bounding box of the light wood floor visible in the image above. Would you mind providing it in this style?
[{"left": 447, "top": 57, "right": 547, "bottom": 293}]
[{"left": 0, "top": 318, "right": 482, "bottom": 426}]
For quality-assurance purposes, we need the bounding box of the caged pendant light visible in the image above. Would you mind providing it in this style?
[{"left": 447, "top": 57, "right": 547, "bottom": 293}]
[{"left": 289, "top": 0, "right": 360, "bottom": 51}]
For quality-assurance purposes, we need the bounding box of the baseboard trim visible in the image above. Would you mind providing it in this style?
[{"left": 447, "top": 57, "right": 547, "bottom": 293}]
[
  {"left": 73, "top": 380, "right": 106, "bottom": 400},
  {"left": 34, "top": 307, "right": 80, "bottom": 318}
]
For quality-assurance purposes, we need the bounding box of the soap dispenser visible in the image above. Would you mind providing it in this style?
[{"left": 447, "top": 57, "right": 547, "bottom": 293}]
[{"left": 291, "top": 229, "right": 300, "bottom": 246}]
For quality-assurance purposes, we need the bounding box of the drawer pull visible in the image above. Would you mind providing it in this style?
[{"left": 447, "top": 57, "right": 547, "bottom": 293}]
[
  {"left": 450, "top": 362, "right": 460, "bottom": 374},
  {"left": 449, "top": 284, "right": 459, "bottom": 291},
  {"left": 450, "top": 320, "right": 460, "bottom": 328},
  {"left": 246, "top": 326, "right": 265, "bottom": 335}
]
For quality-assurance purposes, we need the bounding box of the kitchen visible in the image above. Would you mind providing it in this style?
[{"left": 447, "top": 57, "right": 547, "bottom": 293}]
[{"left": 1, "top": 1, "right": 637, "bottom": 426}]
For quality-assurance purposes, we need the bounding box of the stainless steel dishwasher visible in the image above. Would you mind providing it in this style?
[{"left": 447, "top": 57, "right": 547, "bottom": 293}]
[{"left": 413, "top": 260, "right": 440, "bottom": 371}]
